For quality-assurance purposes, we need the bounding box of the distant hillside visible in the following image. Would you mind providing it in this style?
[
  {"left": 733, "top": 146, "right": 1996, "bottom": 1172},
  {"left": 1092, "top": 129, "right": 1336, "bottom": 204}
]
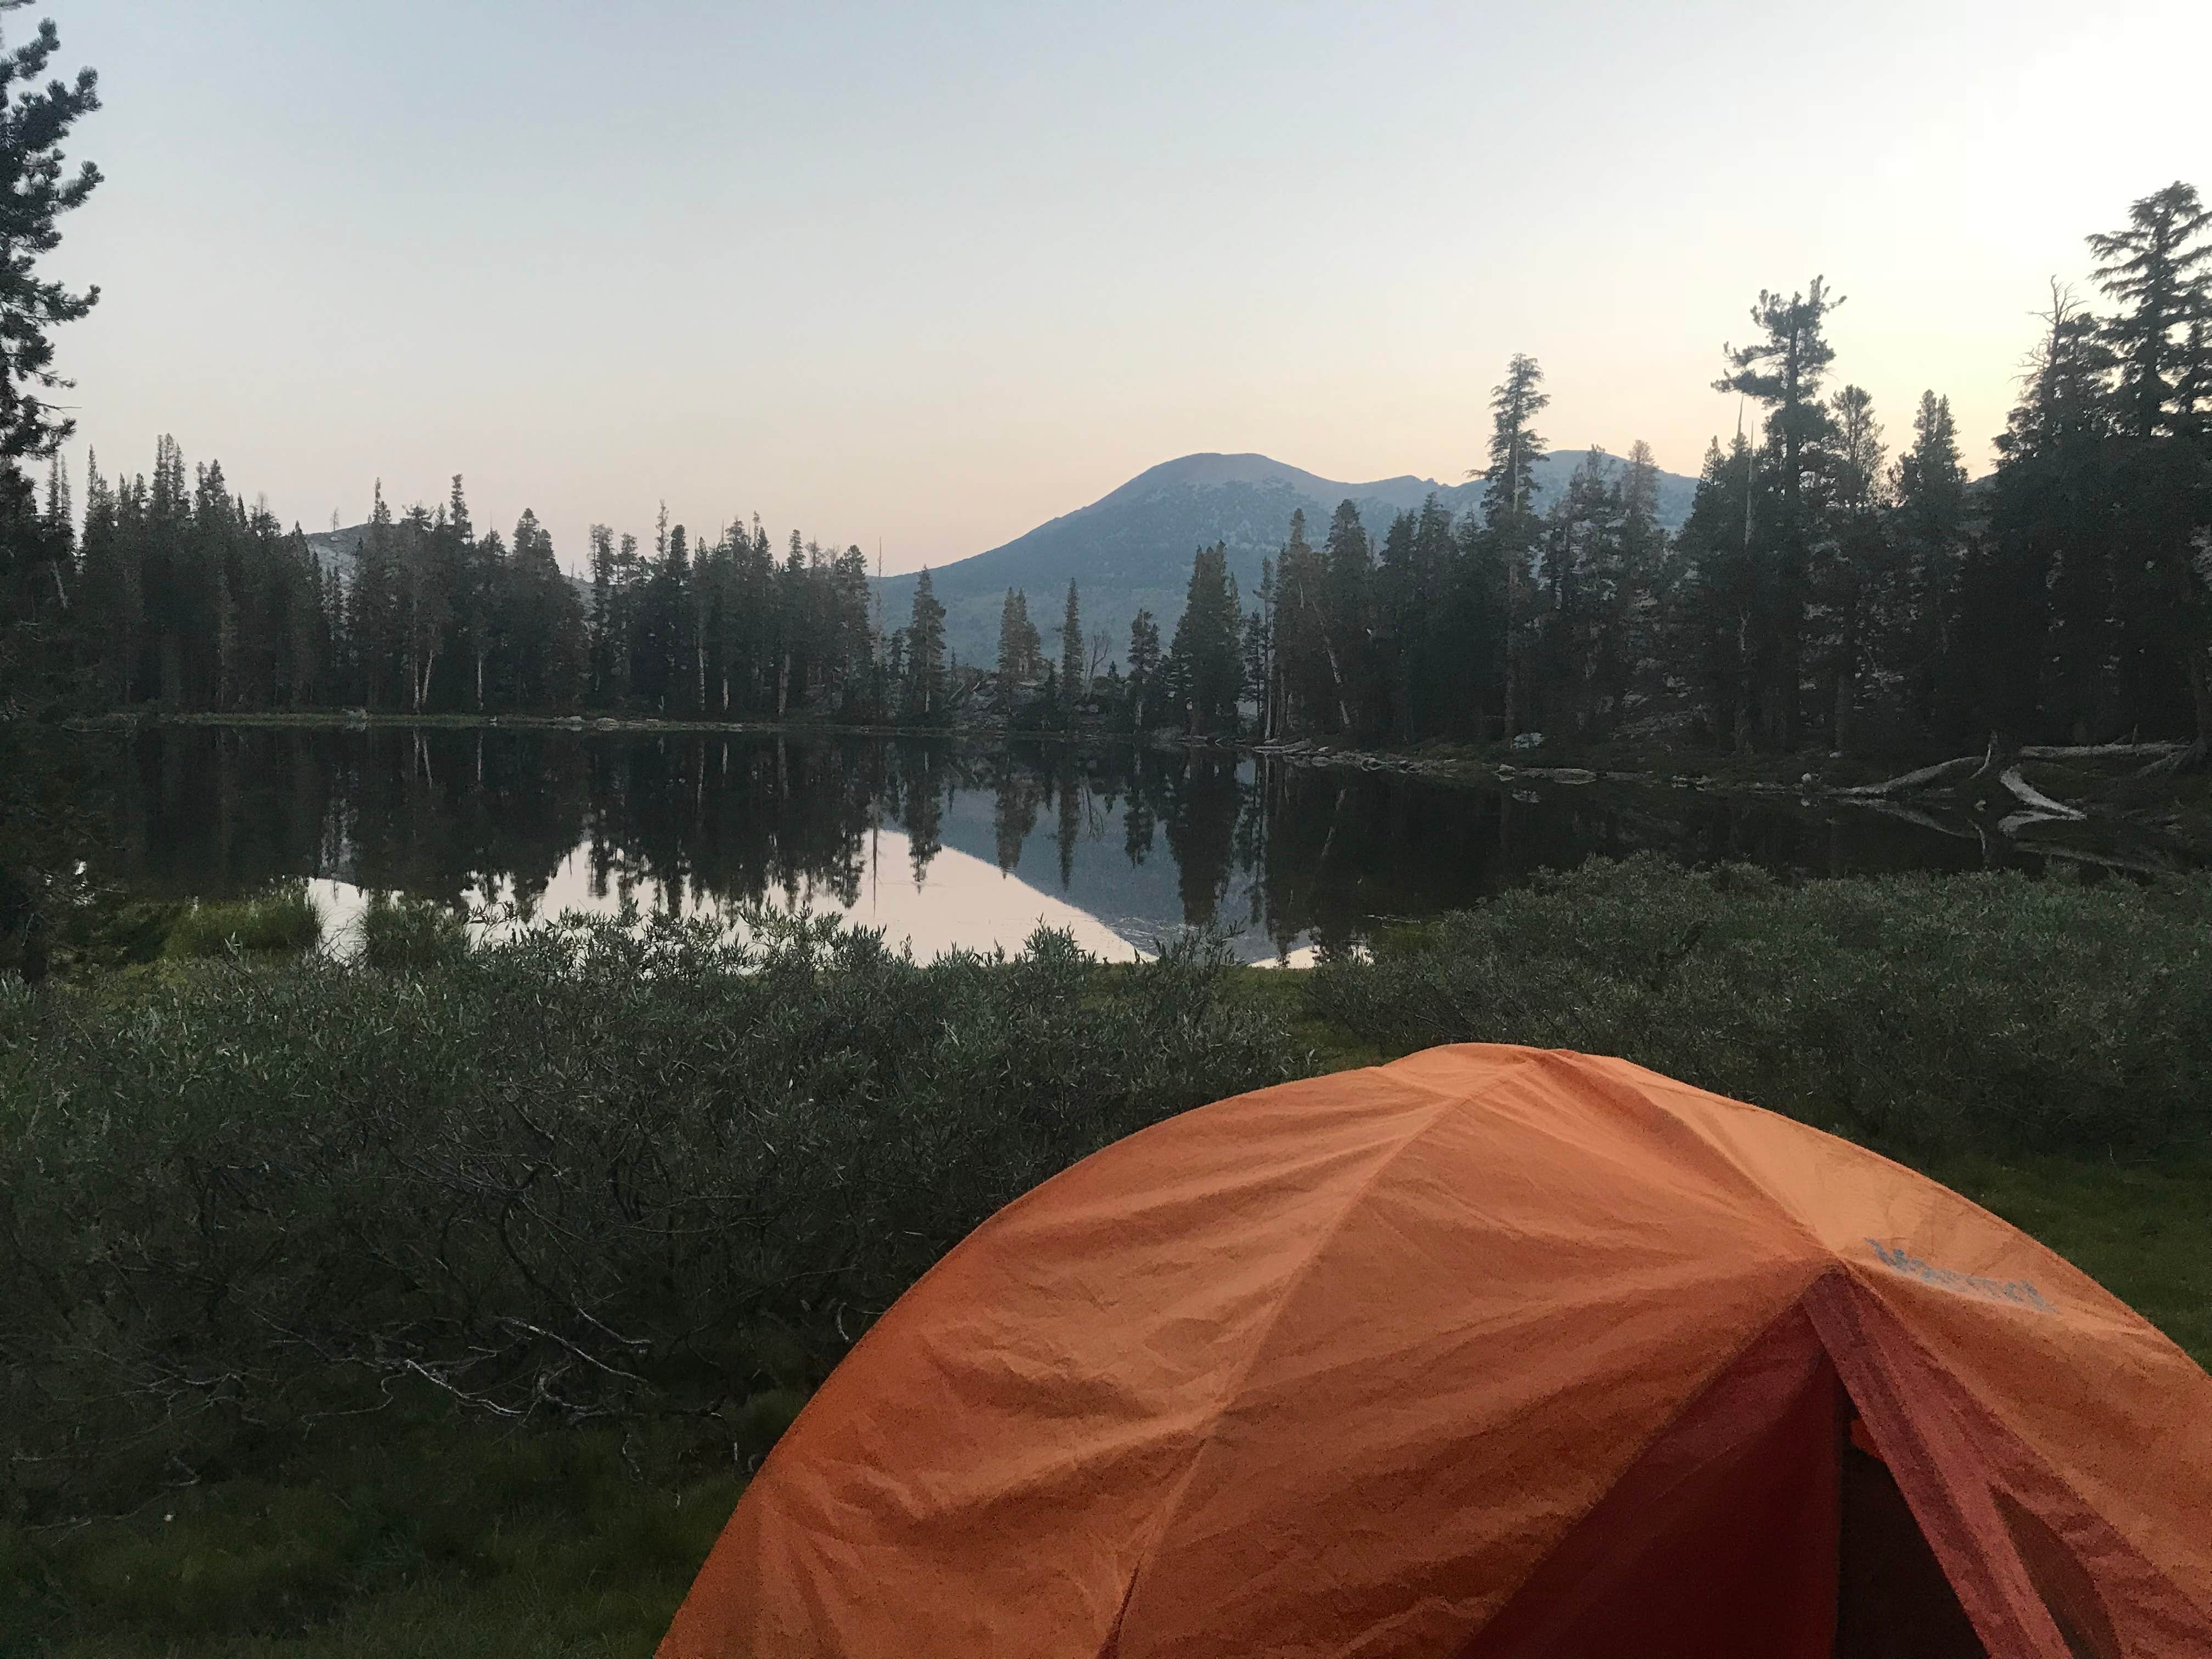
[
  {"left": 881, "top": 450, "right": 1699, "bottom": 670},
  {"left": 302, "top": 522, "right": 596, "bottom": 608},
  {"left": 303, "top": 523, "right": 369, "bottom": 574}
]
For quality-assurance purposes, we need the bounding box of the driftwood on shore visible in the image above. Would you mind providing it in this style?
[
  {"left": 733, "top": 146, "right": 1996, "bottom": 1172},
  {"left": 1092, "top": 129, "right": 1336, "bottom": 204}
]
[
  {"left": 1827, "top": 733, "right": 2165, "bottom": 839},
  {"left": 1842, "top": 739, "right": 2186, "bottom": 802},
  {"left": 2018, "top": 741, "right": 2188, "bottom": 761},
  {"left": 1997, "top": 766, "right": 2085, "bottom": 823},
  {"left": 1835, "top": 755, "right": 1983, "bottom": 798}
]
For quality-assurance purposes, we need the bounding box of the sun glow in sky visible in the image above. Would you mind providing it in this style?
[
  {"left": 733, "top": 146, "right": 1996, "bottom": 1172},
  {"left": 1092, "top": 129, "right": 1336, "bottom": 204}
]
[{"left": 44, "top": 0, "right": 2212, "bottom": 572}]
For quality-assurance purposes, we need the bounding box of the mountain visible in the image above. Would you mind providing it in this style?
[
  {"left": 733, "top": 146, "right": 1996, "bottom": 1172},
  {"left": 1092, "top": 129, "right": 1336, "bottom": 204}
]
[
  {"left": 301, "top": 522, "right": 598, "bottom": 608},
  {"left": 880, "top": 450, "right": 1699, "bottom": 670},
  {"left": 303, "top": 447, "right": 1703, "bottom": 678},
  {"left": 304, "top": 523, "right": 368, "bottom": 575}
]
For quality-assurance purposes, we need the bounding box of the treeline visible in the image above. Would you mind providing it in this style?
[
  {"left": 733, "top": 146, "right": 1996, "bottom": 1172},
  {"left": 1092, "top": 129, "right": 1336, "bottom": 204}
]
[
  {"left": 33, "top": 454, "right": 909, "bottom": 721},
  {"left": 1095, "top": 180, "right": 2208, "bottom": 758},
  {"left": 7, "top": 175, "right": 2210, "bottom": 760}
]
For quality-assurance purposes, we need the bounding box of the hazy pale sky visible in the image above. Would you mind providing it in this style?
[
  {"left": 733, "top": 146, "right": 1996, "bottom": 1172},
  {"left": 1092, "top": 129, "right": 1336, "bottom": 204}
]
[{"left": 42, "top": 1, "right": 2212, "bottom": 572}]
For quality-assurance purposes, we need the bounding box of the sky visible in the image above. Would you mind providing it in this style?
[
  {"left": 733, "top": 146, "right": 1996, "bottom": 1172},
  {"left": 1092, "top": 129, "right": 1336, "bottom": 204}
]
[{"left": 39, "top": 0, "right": 2212, "bottom": 574}]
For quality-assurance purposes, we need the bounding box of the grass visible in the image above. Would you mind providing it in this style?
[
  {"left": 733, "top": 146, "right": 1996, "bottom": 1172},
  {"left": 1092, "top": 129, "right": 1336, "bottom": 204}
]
[
  {"left": 1926, "top": 1150, "right": 2212, "bottom": 1364},
  {"left": 7, "top": 865, "right": 2212, "bottom": 1656},
  {"left": 160, "top": 885, "right": 324, "bottom": 960},
  {"left": 357, "top": 892, "right": 471, "bottom": 972},
  {"left": 4, "top": 1409, "right": 753, "bottom": 1658}
]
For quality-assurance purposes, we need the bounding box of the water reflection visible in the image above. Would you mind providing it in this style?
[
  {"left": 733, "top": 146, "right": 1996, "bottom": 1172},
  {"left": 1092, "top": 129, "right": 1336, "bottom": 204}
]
[{"left": 82, "top": 726, "right": 2084, "bottom": 962}]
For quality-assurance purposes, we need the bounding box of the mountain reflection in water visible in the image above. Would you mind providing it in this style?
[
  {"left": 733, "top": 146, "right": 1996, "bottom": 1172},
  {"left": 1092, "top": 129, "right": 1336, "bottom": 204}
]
[{"left": 91, "top": 726, "right": 2050, "bottom": 963}]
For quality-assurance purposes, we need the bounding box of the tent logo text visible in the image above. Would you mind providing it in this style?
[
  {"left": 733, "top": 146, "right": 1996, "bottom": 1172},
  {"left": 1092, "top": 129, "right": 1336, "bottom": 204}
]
[{"left": 1865, "top": 1240, "right": 2053, "bottom": 1312}]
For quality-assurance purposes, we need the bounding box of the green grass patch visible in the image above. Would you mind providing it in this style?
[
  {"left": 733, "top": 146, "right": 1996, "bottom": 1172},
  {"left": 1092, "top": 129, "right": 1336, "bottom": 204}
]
[
  {"left": 2, "top": 1407, "right": 754, "bottom": 1657},
  {"left": 162, "top": 885, "right": 324, "bottom": 960},
  {"left": 1923, "top": 1150, "right": 2212, "bottom": 1365}
]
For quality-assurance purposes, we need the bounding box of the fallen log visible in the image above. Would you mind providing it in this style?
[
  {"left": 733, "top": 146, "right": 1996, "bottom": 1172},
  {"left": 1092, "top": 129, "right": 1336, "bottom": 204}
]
[
  {"left": 1835, "top": 754, "right": 1982, "bottom": 798},
  {"left": 1999, "top": 766, "right": 2086, "bottom": 822},
  {"left": 2018, "top": 741, "right": 2186, "bottom": 760}
]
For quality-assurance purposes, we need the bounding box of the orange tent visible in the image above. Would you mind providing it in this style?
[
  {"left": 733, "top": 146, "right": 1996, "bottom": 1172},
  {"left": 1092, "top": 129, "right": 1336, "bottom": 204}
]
[{"left": 661, "top": 1045, "right": 2212, "bottom": 1658}]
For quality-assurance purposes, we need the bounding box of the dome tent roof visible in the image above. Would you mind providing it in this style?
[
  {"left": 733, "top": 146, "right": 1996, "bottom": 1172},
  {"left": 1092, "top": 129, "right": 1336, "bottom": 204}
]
[{"left": 662, "top": 1045, "right": 2212, "bottom": 1658}]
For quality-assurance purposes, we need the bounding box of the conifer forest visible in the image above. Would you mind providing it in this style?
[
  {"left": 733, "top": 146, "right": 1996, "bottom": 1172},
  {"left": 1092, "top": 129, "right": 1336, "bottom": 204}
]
[{"left": 9, "top": 179, "right": 2211, "bottom": 766}]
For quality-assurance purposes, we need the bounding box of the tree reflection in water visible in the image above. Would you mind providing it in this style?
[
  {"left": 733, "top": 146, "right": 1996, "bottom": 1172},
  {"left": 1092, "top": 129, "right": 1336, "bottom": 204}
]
[{"left": 81, "top": 726, "right": 2023, "bottom": 962}]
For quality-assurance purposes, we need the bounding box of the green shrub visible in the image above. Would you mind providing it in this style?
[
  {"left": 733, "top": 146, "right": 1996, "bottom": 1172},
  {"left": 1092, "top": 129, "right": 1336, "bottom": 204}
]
[
  {"left": 1310, "top": 854, "right": 2212, "bottom": 1155},
  {"left": 358, "top": 892, "right": 471, "bottom": 972},
  {"left": 0, "top": 911, "right": 1297, "bottom": 1523},
  {"left": 162, "top": 884, "right": 324, "bottom": 960}
]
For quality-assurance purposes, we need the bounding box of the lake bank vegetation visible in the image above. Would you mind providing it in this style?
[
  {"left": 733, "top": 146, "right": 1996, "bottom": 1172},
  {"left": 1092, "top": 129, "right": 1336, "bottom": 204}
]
[{"left": 5, "top": 857, "right": 2212, "bottom": 1651}]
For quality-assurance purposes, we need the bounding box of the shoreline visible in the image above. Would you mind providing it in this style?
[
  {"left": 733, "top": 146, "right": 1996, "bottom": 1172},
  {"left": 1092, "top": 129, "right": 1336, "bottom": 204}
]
[{"left": 49, "top": 708, "right": 2212, "bottom": 865}]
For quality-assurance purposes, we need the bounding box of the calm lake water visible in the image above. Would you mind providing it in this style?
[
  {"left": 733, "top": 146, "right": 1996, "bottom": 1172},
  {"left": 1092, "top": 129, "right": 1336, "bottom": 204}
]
[{"left": 58, "top": 725, "right": 2141, "bottom": 964}]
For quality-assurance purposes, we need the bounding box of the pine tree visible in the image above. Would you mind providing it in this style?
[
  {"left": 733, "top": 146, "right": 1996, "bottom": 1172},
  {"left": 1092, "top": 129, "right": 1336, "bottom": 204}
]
[
  {"left": 905, "top": 567, "right": 945, "bottom": 718},
  {"left": 996, "top": 588, "right": 1043, "bottom": 687},
  {"left": 1126, "top": 608, "right": 1161, "bottom": 730},
  {"left": 1615, "top": 441, "right": 1669, "bottom": 722},
  {"left": 506, "top": 509, "right": 583, "bottom": 708},
  {"left": 1712, "top": 278, "right": 1846, "bottom": 747},
  {"left": 1480, "top": 355, "right": 1549, "bottom": 740},
  {"left": 587, "top": 524, "right": 618, "bottom": 703},
  {"left": 1169, "top": 543, "right": 1242, "bottom": 733},
  {"left": 1997, "top": 283, "right": 2113, "bottom": 461},
  {"left": 347, "top": 482, "right": 401, "bottom": 708},
  {"left": 0, "top": 5, "right": 97, "bottom": 711},
  {"left": 443, "top": 477, "right": 501, "bottom": 711},
  {"left": 2088, "top": 182, "right": 2212, "bottom": 442},
  {"left": 1672, "top": 436, "right": 1762, "bottom": 746},
  {"left": 1057, "top": 578, "right": 1082, "bottom": 719},
  {"left": 1243, "top": 556, "right": 1276, "bottom": 737},
  {"left": 1812, "top": 385, "right": 1888, "bottom": 749},
  {"left": 1894, "top": 393, "right": 1966, "bottom": 543},
  {"left": 2086, "top": 183, "right": 2212, "bottom": 757},
  {"left": 828, "top": 543, "right": 873, "bottom": 715},
  {"left": 396, "top": 503, "right": 450, "bottom": 714},
  {"left": 664, "top": 522, "right": 693, "bottom": 714},
  {"left": 1273, "top": 509, "right": 1346, "bottom": 734},
  {"left": 1526, "top": 449, "right": 1621, "bottom": 737},
  {"left": 1374, "top": 498, "right": 1476, "bottom": 743},
  {"left": 1890, "top": 393, "right": 1966, "bottom": 735},
  {"left": 1322, "top": 500, "right": 1374, "bottom": 733},
  {"left": 76, "top": 448, "right": 136, "bottom": 703},
  {"left": 1716, "top": 279, "right": 1843, "bottom": 509},
  {"left": 997, "top": 588, "right": 1026, "bottom": 684},
  {"left": 0, "top": 6, "right": 96, "bottom": 469}
]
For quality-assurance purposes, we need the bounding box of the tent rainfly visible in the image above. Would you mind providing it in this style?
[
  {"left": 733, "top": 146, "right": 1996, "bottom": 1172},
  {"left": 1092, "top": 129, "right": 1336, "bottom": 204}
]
[{"left": 660, "top": 1044, "right": 2212, "bottom": 1658}]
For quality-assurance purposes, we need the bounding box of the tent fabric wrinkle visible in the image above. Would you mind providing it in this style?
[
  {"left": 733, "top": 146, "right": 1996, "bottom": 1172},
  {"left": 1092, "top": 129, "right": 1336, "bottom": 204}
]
[{"left": 658, "top": 1043, "right": 2212, "bottom": 1659}]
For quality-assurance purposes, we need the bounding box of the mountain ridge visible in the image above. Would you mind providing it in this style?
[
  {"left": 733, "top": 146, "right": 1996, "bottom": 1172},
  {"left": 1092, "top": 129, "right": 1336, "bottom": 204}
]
[
  {"left": 883, "top": 448, "right": 1700, "bottom": 669},
  {"left": 301, "top": 448, "right": 1705, "bottom": 676}
]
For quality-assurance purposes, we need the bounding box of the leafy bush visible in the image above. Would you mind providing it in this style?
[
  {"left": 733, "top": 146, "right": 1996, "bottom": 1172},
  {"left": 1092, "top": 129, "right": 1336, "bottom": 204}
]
[
  {"left": 12, "top": 860, "right": 2211, "bottom": 1547},
  {"left": 0, "top": 911, "right": 1297, "bottom": 1522},
  {"left": 1310, "top": 854, "right": 2212, "bottom": 1154},
  {"left": 161, "top": 883, "right": 324, "bottom": 959},
  {"left": 358, "top": 891, "right": 471, "bottom": 971}
]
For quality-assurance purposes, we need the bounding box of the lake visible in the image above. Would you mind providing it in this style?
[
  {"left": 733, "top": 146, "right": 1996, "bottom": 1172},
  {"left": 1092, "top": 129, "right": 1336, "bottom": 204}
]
[{"left": 45, "top": 724, "right": 2137, "bottom": 965}]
